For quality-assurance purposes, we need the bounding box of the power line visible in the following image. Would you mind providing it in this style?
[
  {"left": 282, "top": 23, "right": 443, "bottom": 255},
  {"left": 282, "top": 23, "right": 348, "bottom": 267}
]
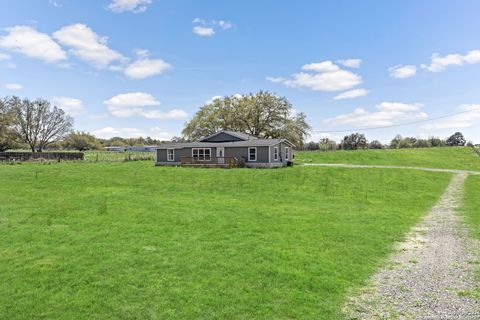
[{"left": 314, "top": 106, "right": 480, "bottom": 134}]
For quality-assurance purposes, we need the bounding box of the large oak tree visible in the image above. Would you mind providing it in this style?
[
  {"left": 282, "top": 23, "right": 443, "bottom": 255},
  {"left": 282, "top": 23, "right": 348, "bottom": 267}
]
[
  {"left": 182, "top": 91, "right": 310, "bottom": 146},
  {"left": 7, "top": 96, "right": 73, "bottom": 152}
]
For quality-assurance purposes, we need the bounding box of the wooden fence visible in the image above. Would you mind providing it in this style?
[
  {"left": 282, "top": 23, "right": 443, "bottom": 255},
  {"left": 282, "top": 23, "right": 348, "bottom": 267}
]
[{"left": 0, "top": 152, "right": 84, "bottom": 162}]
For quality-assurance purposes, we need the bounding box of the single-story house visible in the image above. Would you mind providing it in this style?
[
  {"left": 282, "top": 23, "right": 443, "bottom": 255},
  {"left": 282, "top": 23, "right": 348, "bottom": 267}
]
[{"left": 155, "top": 130, "right": 295, "bottom": 168}]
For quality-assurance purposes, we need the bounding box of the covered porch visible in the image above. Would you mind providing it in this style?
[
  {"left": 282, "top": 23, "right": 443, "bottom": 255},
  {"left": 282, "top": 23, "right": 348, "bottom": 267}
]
[{"left": 180, "top": 156, "right": 244, "bottom": 168}]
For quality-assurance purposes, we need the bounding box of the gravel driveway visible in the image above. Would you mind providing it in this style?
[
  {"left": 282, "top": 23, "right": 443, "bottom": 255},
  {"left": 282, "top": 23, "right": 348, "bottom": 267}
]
[{"left": 343, "top": 173, "right": 480, "bottom": 319}]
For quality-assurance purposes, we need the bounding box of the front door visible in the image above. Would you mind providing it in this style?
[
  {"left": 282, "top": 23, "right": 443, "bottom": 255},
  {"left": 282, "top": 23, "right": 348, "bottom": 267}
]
[{"left": 216, "top": 147, "right": 225, "bottom": 164}]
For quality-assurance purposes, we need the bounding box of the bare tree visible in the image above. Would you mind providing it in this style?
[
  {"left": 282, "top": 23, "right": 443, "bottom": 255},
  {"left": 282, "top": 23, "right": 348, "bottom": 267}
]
[{"left": 9, "top": 97, "right": 73, "bottom": 152}]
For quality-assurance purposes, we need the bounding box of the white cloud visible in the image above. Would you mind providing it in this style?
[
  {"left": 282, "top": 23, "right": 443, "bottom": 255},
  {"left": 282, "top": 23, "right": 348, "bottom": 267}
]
[
  {"left": 134, "top": 48, "right": 149, "bottom": 58},
  {"left": 326, "top": 102, "right": 427, "bottom": 127},
  {"left": 192, "top": 18, "right": 233, "bottom": 37},
  {"left": 0, "top": 53, "right": 10, "bottom": 60},
  {"left": 51, "top": 96, "right": 85, "bottom": 116},
  {"left": 4, "top": 83, "right": 23, "bottom": 90},
  {"left": 421, "top": 50, "right": 480, "bottom": 72},
  {"left": 193, "top": 26, "right": 215, "bottom": 37},
  {"left": 333, "top": 88, "right": 369, "bottom": 100},
  {"left": 205, "top": 93, "right": 243, "bottom": 104},
  {"left": 49, "top": 0, "right": 62, "bottom": 7},
  {"left": 302, "top": 61, "right": 340, "bottom": 73},
  {"left": 265, "top": 76, "right": 286, "bottom": 83},
  {"left": 377, "top": 101, "right": 423, "bottom": 112},
  {"left": 218, "top": 20, "right": 233, "bottom": 30},
  {"left": 205, "top": 95, "right": 222, "bottom": 104},
  {"left": 93, "top": 126, "right": 178, "bottom": 140},
  {"left": 389, "top": 65, "right": 417, "bottom": 78},
  {"left": 150, "top": 127, "right": 177, "bottom": 141},
  {"left": 420, "top": 105, "right": 480, "bottom": 130},
  {"left": 107, "top": 0, "right": 152, "bottom": 13},
  {"left": 106, "top": 92, "right": 159, "bottom": 107},
  {"left": 142, "top": 109, "right": 188, "bottom": 120},
  {"left": 337, "top": 59, "right": 362, "bottom": 68},
  {"left": 104, "top": 92, "right": 188, "bottom": 120},
  {"left": 124, "top": 58, "right": 171, "bottom": 79},
  {"left": 53, "top": 24, "right": 126, "bottom": 69},
  {"left": 124, "top": 50, "right": 171, "bottom": 79},
  {"left": 93, "top": 126, "right": 145, "bottom": 139},
  {"left": 268, "top": 60, "right": 362, "bottom": 92},
  {"left": 308, "top": 131, "right": 344, "bottom": 143},
  {"left": 0, "top": 26, "right": 67, "bottom": 63},
  {"left": 192, "top": 18, "right": 205, "bottom": 24}
]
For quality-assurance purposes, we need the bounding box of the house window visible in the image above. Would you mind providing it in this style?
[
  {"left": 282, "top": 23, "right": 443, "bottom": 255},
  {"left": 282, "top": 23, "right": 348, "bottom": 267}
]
[
  {"left": 248, "top": 147, "right": 257, "bottom": 161},
  {"left": 167, "top": 148, "right": 175, "bottom": 161},
  {"left": 192, "top": 148, "right": 211, "bottom": 161},
  {"left": 285, "top": 147, "right": 290, "bottom": 160},
  {"left": 273, "top": 147, "right": 278, "bottom": 161}
]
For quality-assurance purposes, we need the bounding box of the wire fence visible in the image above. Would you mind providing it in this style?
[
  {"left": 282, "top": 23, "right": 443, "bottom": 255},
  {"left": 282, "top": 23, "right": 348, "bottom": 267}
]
[{"left": 84, "top": 151, "right": 155, "bottom": 162}]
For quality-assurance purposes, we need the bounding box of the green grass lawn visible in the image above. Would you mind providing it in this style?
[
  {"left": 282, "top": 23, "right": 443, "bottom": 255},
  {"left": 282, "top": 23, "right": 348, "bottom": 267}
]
[
  {"left": 463, "top": 175, "right": 480, "bottom": 299},
  {"left": 297, "top": 147, "right": 480, "bottom": 171},
  {"left": 0, "top": 162, "right": 451, "bottom": 319}
]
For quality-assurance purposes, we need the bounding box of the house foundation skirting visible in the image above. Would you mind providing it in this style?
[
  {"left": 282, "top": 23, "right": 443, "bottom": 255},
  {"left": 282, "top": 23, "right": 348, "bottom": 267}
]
[
  {"left": 244, "top": 162, "right": 288, "bottom": 168},
  {"left": 155, "top": 161, "right": 291, "bottom": 168}
]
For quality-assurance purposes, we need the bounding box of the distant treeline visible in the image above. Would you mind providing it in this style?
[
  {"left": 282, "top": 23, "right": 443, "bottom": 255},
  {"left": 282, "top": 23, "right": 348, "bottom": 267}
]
[
  {"left": 301, "top": 132, "right": 476, "bottom": 151},
  {"left": 4, "top": 133, "right": 176, "bottom": 152}
]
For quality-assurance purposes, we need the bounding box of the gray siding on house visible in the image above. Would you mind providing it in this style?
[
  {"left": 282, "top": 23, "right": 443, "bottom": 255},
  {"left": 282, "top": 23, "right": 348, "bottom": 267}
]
[
  {"left": 155, "top": 131, "right": 294, "bottom": 167},
  {"left": 157, "top": 144, "right": 292, "bottom": 165},
  {"left": 280, "top": 142, "right": 294, "bottom": 162},
  {"left": 157, "top": 147, "right": 217, "bottom": 163},
  {"left": 266, "top": 142, "right": 294, "bottom": 164},
  {"left": 157, "top": 149, "right": 167, "bottom": 162},
  {"left": 224, "top": 146, "right": 270, "bottom": 163},
  {"left": 269, "top": 143, "right": 280, "bottom": 163},
  {"left": 202, "top": 132, "right": 243, "bottom": 142}
]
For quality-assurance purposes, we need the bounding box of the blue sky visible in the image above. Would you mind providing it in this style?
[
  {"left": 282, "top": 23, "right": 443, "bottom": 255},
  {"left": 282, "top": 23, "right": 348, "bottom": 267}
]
[{"left": 1, "top": 0, "right": 480, "bottom": 143}]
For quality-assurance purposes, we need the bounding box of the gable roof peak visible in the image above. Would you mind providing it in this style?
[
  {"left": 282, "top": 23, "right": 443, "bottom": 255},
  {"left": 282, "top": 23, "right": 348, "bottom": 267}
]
[{"left": 199, "top": 130, "right": 258, "bottom": 142}]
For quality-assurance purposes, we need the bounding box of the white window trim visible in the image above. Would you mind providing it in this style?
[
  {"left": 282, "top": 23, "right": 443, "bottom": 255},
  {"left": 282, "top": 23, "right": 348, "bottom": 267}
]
[
  {"left": 273, "top": 146, "right": 279, "bottom": 161},
  {"left": 167, "top": 148, "right": 175, "bottom": 161},
  {"left": 285, "top": 147, "right": 290, "bottom": 160},
  {"left": 192, "top": 148, "right": 212, "bottom": 161},
  {"left": 248, "top": 147, "right": 257, "bottom": 162}
]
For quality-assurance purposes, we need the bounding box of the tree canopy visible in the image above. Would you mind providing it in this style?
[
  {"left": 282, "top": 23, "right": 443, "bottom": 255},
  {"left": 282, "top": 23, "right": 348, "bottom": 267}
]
[
  {"left": 64, "top": 131, "right": 101, "bottom": 151},
  {"left": 0, "top": 98, "right": 19, "bottom": 151},
  {"left": 182, "top": 91, "right": 311, "bottom": 146},
  {"left": 340, "top": 133, "right": 368, "bottom": 150},
  {"left": 7, "top": 96, "right": 73, "bottom": 152},
  {"left": 446, "top": 132, "right": 466, "bottom": 146}
]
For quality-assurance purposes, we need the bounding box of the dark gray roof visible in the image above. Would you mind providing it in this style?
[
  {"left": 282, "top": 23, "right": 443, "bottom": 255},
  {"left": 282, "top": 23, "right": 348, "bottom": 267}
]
[
  {"left": 199, "top": 130, "right": 258, "bottom": 141},
  {"left": 157, "top": 138, "right": 295, "bottom": 149}
]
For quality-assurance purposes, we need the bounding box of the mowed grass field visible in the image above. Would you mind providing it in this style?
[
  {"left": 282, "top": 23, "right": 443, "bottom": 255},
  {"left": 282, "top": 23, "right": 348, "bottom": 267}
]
[
  {"left": 297, "top": 147, "right": 480, "bottom": 171},
  {"left": 0, "top": 162, "right": 451, "bottom": 319}
]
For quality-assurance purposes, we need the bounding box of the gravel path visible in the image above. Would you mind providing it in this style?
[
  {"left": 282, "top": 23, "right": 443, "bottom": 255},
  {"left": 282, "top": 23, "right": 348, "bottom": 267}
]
[
  {"left": 343, "top": 173, "right": 480, "bottom": 319},
  {"left": 302, "top": 163, "right": 480, "bottom": 175}
]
